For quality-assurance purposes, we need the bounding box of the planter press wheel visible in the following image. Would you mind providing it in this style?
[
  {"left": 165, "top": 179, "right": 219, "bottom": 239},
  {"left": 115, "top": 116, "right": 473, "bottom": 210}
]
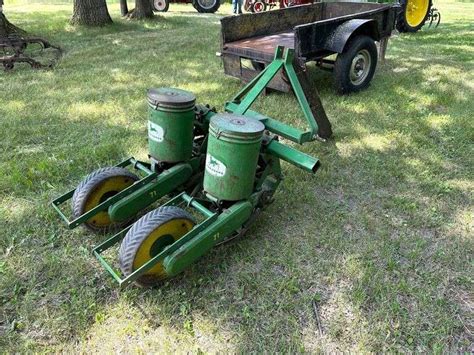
[
  {"left": 71, "top": 167, "right": 139, "bottom": 232},
  {"left": 333, "top": 35, "right": 378, "bottom": 95},
  {"left": 153, "top": 0, "right": 170, "bottom": 12},
  {"left": 397, "top": 0, "right": 432, "bottom": 33},
  {"left": 252, "top": 0, "right": 267, "bottom": 13},
  {"left": 193, "top": 0, "right": 221, "bottom": 13},
  {"left": 119, "top": 206, "right": 195, "bottom": 286}
]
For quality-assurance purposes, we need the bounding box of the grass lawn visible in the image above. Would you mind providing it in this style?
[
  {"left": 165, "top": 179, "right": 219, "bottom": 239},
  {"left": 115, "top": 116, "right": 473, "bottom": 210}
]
[{"left": 0, "top": 0, "right": 473, "bottom": 352}]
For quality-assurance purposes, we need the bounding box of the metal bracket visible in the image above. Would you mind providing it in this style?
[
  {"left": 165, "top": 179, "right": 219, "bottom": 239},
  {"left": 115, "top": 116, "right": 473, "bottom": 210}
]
[{"left": 225, "top": 46, "right": 325, "bottom": 143}]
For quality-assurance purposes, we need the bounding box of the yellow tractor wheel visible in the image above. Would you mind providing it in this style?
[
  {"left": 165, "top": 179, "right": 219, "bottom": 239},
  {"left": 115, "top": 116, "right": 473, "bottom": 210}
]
[
  {"left": 119, "top": 206, "right": 195, "bottom": 286},
  {"left": 397, "top": 0, "right": 432, "bottom": 33},
  {"left": 72, "top": 167, "right": 139, "bottom": 232}
]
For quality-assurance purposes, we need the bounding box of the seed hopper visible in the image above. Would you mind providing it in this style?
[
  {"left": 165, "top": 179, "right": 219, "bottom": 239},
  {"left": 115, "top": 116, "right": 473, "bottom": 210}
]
[{"left": 52, "top": 47, "right": 330, "bottom": 288}]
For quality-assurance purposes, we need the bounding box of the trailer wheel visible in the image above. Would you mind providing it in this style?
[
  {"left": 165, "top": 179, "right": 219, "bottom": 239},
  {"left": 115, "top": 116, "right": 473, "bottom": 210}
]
[
  {"left": 333, "top": 35, "right": 377, "bottom": 95},
  {"left": 193, "top": 0, "right": 220, "bottom": 13},
  {"left": 251, "top": 60, "right": 265, "bottom": 71},
  {"left": 119, "top": 206, "right": 195, "bottom": 286},
  {"left": 72, "top": 167, "right": 139, "bottom": 232},
  {"left": 252, "top": 0, "right": 267, "bottom": 12},
  {"left": 153, "top": 0, "right": 169, "bottom": 12},
  {"left": 397, "top": 0, "right": 432, "bottom": 33}
]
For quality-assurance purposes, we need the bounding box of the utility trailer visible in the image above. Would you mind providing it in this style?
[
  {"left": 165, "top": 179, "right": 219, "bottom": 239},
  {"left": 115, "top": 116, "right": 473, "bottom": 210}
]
[{"left": 220, "top": 2, "right": 398, "bottom": 94}]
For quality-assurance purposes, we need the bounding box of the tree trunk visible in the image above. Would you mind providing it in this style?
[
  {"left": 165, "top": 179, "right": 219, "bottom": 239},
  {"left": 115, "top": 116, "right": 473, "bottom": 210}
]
[
  {"left": 71, "top": 0, "right": 113, "bottom": 26},
  {"left": 0, "top": 4, "right": 27, "bottom": 37},
  {"left": 128, "top": 0, "right": 154, "bottom": 19},
  {"left": 120, "top": 0, "right": 129, "bottom": 16}
]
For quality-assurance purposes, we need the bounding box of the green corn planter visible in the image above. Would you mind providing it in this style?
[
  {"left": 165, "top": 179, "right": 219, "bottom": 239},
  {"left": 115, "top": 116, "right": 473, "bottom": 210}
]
[
  {"left": 204, "top": 113, "right": 265, "bottom": 201},
  {"left": 147, "top": 88, "right": 196, "bottom": 163}
]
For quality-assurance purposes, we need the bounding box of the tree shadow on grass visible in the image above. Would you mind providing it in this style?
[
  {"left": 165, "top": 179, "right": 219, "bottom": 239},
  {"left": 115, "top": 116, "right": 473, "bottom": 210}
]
[
  {"left": 1, "top": 5, "right": 472, "bottom": 353},
  {"left": 96, "top": 26, "right": 472, "bottom": 351}
]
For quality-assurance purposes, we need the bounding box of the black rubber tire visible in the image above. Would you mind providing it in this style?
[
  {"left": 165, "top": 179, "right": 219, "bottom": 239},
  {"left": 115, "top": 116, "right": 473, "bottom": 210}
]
[
  {"left": 397, "top": 0, "right": 431, "bottom": 33},
  {"left": 193, "top": 0, "right": 220, "bottom": 13},
  {"left": 71, "top": 167, "right": 139, "bottom": 233},
  {"left": 251, "top": 60, "right": 265, "bottom": 71},
  {"left": 333, "top": 35, "right": 378, "bottom": 95},
  {"left": 119, "top": 206, "right": 196, "bottom": 286},
  {"left": 252, "top": 0, "right": 267, "bottom": 13},
  {"left": 152, "top": 0, "right": 170, "bottom": 12},
  {"left": 396, "top": 0, "right": 432, "bottom": 33}
]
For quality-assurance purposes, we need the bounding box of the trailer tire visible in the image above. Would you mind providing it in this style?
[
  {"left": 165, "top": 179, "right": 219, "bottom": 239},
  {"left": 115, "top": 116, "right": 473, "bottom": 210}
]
[
  {"left": 119, "top": 206, "right": 196, "bottom": 286},
  {"left": 153, "top": 0, "right": 169, "bottom": 12},
  {"left": 251, "top": 60, "right": 265, "bottom": 72},
  {"left": 333, "top": 35, "right": 377, "bottom": 95},
  {"left": 71, "top": 167, "right": 140, "bottom": 232},
  {"left": 396, "top": 0, "right": 432, "bottom": 33},
  {"left": 193, "top": 0, "right": 220, "bottom": 13}
]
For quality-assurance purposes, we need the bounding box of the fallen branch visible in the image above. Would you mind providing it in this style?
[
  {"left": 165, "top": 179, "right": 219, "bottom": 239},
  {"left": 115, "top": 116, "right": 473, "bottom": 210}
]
[{"left": 312, "top": 299, "right": 323, "bottom": 337}]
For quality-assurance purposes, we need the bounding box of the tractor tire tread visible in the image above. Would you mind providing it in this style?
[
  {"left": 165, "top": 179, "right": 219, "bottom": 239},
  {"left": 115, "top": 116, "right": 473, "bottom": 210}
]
[
  {"left": 396, "top": 0, "right": 432, "bottom": 33},
  {"left": 119, "top": 206, "right": 196, "bottom": 285},
  {"left": 71, "top": 167, "right": 139, "bottom": 232}
]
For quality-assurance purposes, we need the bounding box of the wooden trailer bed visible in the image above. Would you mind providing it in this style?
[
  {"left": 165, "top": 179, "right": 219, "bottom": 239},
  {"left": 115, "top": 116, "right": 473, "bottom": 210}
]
[{"left": 225, "top": 32, "right": 296, "bottom": 59}]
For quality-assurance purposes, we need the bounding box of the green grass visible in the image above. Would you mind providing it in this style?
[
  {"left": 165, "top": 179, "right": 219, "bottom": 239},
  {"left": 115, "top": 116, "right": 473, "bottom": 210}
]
[{"left": 0, "top": 0, "right": 473, "bottom": 352}]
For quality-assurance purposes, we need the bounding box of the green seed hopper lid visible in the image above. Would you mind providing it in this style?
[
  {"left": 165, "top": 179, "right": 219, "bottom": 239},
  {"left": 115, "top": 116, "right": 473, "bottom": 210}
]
[
  {"left": 209, "top": 113, "right": 265, "bottom": 141},
  {"left": 147, "top": 87, "right": 196, "bottom": 109}
]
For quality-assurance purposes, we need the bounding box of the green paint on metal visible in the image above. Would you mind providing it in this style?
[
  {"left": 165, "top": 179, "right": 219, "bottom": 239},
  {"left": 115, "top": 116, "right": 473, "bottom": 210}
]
[
  {"left": 204, "top": 114, "right": 264, "bottom": 201},
  {"left": 164, "top": 200, "right": 253, "bottom": 277},
  {"left": 148, "top": 87, "right": 196, "bottom": 163},
  {"left": 225, "top": 102, "right": 313, "bottom": 144},
  {"left": 232, "top": 60, "right": 283, "bottom": 115},
  {"left": 226, "top": 46, "right": 319, "bottom": 143},
  {"left": 109, "top": 163, "right": 193, "bottom": 222},
  {"left": 283, "top": 52, "right": 319, "bottom": 136},
  {"left": 265, "top": 139, "right": 320, "bottom": 173}
]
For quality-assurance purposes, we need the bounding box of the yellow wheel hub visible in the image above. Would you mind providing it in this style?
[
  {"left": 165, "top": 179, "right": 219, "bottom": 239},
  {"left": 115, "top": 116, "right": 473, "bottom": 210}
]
[
  {"left": 405, "top": 0, "right": 429, "bottom": 27},
  {"left": 133, "top": 219, "right": 194, "bottom": 279},
  {"left": 84, "top": 176, "right": 135, "bottom": 227}
]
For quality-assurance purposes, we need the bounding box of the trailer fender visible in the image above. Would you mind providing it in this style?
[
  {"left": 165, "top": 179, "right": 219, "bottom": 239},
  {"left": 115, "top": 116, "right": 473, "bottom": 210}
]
[{"left": 324, "top": 19, "right": 380, "bottom": 54}]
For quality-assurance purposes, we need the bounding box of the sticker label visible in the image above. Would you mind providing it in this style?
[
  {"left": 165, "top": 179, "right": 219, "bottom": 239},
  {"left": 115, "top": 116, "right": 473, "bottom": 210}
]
[
  {"left": 148, "top": 121, "right": 164, "bottom": 143},
  {"left": 206, "top": 154, "right": 226, "bottom": 177}
]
